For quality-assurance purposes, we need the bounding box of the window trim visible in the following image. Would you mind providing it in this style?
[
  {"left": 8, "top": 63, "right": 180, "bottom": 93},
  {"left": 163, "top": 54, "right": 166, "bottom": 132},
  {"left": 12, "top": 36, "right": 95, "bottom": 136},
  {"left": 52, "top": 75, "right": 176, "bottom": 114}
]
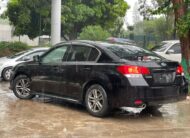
[{"left": 66, "top": 43, "right": 101, "bottom": 63}]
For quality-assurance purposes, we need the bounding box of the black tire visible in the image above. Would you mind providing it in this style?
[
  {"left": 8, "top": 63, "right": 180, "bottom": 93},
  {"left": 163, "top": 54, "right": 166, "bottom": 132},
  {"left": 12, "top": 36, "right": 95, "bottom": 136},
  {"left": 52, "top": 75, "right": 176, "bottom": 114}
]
[
  {"left": 142, "top": 105, "right": 162, "bottom": 113},
  {"left": 85, "top": 84, "right": 110, "bottom": 117},
  {"left": 2, "top": 67, "right": 12, "bottom": 81},
  {"left": 146, "top": 105, "right": 162, "bottom": 110},
  {"left": 12, "top": 75, "right": 35, "bottom": 99}
]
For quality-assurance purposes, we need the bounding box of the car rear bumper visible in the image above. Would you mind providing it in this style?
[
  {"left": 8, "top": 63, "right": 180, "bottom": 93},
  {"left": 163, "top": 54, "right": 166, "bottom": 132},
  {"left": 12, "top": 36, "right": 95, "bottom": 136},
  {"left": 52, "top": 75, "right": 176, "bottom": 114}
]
[{"left": 111, "top": 83, "right": 188, "bottom": 108}]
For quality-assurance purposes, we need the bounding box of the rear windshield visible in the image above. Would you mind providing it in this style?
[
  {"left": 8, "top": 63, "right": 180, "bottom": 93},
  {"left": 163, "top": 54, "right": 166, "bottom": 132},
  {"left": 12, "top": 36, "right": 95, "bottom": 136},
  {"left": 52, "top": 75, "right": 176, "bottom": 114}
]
[
  {"left": 152, "top": 42, "right": 170, "bottom": 52},
  {"left": 7, "top": 50, "right": 31, "bottom": 59},
  {"left": 106, "top": 45, "right": 163, "bottom": 61}
]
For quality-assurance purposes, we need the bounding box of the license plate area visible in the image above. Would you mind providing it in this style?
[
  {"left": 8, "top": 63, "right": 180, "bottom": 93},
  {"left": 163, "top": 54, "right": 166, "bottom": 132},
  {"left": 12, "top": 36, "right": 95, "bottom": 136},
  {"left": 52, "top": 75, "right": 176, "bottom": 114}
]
[{"left": 153, "top": 72, "right": 175, "bottom": 84}]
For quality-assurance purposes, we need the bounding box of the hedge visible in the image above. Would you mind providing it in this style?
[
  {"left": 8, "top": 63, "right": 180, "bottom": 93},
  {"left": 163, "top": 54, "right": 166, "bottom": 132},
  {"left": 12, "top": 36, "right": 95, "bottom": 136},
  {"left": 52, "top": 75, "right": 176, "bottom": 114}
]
[{"left": 0, "top": 41, "right": 30, "bottom": 57}]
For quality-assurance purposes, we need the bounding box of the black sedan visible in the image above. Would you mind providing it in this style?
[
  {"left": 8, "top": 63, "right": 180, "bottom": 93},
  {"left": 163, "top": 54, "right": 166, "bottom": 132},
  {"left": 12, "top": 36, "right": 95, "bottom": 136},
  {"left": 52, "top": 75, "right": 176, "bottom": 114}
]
[{"left": 10, "top": 40, "right": 188, "bottom": 117}]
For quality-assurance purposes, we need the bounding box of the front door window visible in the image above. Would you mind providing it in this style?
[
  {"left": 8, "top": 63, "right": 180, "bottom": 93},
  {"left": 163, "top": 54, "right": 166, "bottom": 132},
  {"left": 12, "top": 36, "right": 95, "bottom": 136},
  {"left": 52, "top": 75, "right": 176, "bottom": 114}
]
[{"left": 42, "top": 46, "right": 68, "bottom": 64}]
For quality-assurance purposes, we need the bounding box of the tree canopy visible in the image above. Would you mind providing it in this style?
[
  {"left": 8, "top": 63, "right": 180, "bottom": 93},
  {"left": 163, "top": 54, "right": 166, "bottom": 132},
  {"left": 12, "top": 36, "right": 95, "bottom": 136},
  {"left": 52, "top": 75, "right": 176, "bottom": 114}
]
[
  {"left": 139, "top": 0, "right": 190, "bottom": 80},
  {"left": 6, "top": 0, "right": 51, "bottom": 39},
  {"left": 5, "top": 0, "right": 128, "bottom": 39},
  {"left": 134, "top": 17, "right": 174, "bottom": 40},
  {"left": 79, "top": 25, "right": 111, "bottom": 41}
]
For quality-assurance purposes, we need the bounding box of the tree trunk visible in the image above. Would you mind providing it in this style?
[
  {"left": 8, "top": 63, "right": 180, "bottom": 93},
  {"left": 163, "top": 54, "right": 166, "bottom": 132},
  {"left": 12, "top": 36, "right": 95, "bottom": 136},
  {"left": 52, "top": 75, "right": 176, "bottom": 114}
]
[{"left": 172, "top": 0, "right": 190, "bottom": 80}]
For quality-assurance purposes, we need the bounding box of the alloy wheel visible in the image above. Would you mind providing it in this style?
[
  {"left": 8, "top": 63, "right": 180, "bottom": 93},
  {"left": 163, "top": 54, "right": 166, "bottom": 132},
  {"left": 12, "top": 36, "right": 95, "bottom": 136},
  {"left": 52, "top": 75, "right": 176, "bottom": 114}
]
[
  {"left": 15, "top": 78, "right": 31, "bottom": 98},
  {"left": 87, "top": 89, "right": 104, "bottom": 113},
  {"left": 4, "top": 68, "right": 12, "bottom": 80}
]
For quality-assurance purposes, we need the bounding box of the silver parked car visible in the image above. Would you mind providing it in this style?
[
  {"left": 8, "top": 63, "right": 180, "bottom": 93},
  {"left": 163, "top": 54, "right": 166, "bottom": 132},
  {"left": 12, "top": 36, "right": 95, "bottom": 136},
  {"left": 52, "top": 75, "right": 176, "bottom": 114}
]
[
  {"left": 153, "top": 40, "right": 181, "bottom": 63},
  {"left": 0, "top": 47, "right": 49, "bottom": 81}
]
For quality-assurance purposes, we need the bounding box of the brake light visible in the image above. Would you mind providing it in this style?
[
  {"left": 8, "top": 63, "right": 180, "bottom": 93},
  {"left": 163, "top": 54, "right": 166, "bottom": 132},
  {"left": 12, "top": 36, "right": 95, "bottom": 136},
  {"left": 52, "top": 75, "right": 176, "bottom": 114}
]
[
  {"left": 117, "top": 65, "right": 150, "bottom": 75},
  {"left": 176, "top": 65, "right": 183, "bottom": 74},
  {"left": 134, "top": 100, "right": 143, "bottom": 105}
]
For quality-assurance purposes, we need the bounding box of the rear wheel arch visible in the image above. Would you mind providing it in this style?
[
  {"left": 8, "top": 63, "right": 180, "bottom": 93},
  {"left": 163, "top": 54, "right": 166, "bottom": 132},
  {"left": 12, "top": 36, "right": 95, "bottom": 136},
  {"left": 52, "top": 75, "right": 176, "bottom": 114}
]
[
  {"left": 85, "top": 84, "right": 110, "bottom": 117},
  {"left": 82, "top": 80, "right": 112, "bottom": 104}
]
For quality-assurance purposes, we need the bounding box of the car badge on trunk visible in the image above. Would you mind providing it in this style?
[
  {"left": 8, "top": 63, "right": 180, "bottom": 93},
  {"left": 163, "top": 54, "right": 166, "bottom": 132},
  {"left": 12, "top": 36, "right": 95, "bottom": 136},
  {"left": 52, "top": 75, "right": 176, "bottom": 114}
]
[{"left": 161, "top": 62, "right": 167, "bottom": 67}]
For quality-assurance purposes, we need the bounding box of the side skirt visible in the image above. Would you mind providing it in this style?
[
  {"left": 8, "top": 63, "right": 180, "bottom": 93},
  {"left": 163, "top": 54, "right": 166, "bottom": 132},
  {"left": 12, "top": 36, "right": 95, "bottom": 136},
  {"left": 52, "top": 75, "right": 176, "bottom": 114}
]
[{"left": 33, "top": 92, "right": 82, "bottom": 105}]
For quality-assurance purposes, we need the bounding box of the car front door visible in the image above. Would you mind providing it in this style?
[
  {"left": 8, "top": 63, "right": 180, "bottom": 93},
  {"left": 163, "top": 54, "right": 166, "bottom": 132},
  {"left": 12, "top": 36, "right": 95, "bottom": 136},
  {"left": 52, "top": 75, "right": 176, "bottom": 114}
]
[{"left": 30, "top": 45, "right": 69, "bottom": 96}]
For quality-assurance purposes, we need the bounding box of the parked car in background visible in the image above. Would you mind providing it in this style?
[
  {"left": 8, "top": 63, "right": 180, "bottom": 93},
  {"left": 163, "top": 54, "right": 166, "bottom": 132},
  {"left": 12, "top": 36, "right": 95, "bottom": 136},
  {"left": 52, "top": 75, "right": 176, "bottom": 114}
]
[
  {"left": 153, "top": 40, "right": 181, "bottom": 63},
  {"left": 10, "top": 40, "right": 188, "bottom": 117},
  {"left": 0, "top": 47, "right": 49, "bottom": 81}
]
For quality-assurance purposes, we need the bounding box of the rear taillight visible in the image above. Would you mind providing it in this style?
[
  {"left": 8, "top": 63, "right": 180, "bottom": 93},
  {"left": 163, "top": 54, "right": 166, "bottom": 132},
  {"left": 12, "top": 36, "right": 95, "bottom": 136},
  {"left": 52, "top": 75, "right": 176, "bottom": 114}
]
[
  {"left": 134, "top": 100, "right": 143, "bottom": 105},
  {"left": 176, "top": 65, "right": 184, "bottom": 75},
  {"left": 117, "top": 65, "right": 150, "bottom": 75}
]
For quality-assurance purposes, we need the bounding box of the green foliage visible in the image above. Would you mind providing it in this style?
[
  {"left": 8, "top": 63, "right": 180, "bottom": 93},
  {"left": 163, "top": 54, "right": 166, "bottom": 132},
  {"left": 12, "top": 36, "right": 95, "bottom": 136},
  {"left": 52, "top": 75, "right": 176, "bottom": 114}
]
[
  {"left": 138, "top": 0, "right": 173, "bottom": 20},
  {"left": 139, "top": 0, "right": 188, "bottom": 38},
  {"left": 138, "top": 0, "right": 152, "bottom": 20},
  {"left": 134, "top": 17, "right": 174, "bottom": 40},
  {"left": 6, "top": 0, "right": 128, "bottom": 40},
  {"left": 127, "top": 26, "right": 134, "bottom": 31},
  {"left": 62, "top": 0, "right": 128, "bottom": 39},
  {"left": 108, "top": 17, "right": 125, "bottom": 37},
  {"left": 79, "top": 25, "right": 111, "bottom": 41},
  {"left": 0, "top": 41, "right": 29, "bottom": 57},
  {"left": 138, "top": 0, "right": 190, "bottom": 83},
  {"left": 147, "top": 43, "right": 154, "bottom": 50},
  {"left": 176, "top": 12, "right": 190, "bottom": 37},
  {"left": 181, "top": 58, "right": 190, "bottom": 84},
  {"left": 5, "top": 42, "right": 29, "bottom": 52},
  {"left": 6, "top": 0, "right": 51, "bottom": 39}
]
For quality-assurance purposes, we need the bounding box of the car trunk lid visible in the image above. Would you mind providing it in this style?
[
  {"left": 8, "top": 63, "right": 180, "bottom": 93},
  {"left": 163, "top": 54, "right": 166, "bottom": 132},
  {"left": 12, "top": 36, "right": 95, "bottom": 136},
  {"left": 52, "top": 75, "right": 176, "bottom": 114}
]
[{"left": 131, "top": 61, "right": 182, "bottom": 86}]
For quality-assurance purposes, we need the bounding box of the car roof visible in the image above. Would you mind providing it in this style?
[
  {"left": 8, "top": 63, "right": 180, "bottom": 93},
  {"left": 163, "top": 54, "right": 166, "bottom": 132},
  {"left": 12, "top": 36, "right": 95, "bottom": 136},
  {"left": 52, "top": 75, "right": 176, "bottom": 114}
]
[
  {"left": 55, "top": 40, "right": 150, "bottom": 62},
  {"left": 57, "top": 40, "right": 134, "bottom": 48},
  {"left": 106, "top": 37, "right": 136, "bottom": 45},
  {"left": 162, "top": 40, "right": 180, "bottom": 43},
  {"left": 30, "top": 47, "right": 49, "bottom": 51}
]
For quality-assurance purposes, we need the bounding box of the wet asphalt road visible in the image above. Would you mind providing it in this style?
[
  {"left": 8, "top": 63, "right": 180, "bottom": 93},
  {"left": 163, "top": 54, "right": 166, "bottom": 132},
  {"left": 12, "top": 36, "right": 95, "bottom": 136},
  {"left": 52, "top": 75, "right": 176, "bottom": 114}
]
[{"left": 0, "top": 82, "right": 190, "bottom": 138}]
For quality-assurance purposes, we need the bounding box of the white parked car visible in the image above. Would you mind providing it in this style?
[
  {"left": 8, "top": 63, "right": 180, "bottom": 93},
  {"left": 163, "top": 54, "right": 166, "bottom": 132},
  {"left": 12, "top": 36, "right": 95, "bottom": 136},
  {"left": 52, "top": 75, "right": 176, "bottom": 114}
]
[
  {"left": 153, "top": 40, "right": 181, "bottom": 63},
  {"left": 0, "top": 47, "right": 49, "bottom": 81}
]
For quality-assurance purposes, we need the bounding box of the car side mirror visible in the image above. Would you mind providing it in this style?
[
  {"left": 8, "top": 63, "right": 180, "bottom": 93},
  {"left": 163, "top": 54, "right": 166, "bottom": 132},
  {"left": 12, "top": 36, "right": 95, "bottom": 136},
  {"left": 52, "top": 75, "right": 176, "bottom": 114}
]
[
  {"left": 33, "top": 55, "right": 40, "bottom": 62},
  {"left": 166, "top": 49, "right": 174, "bottom": 54}
]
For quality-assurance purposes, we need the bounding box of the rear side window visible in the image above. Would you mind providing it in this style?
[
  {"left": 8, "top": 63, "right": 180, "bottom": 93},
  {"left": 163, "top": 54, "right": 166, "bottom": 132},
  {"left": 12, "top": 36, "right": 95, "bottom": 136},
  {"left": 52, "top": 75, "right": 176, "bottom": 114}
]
[
  {"left": 153, "top": 42, "right": 169, "bottom": 52},
  {"left": 88, "top": 48, "right": 99, "bottom": 61},
  {"left": 67, "top": 45, "right": 100, "bottom": 62},
  {"left": 67, "top": 45, "right": 91, "bottom": 61},
  {"left": 168, "top": 43, "right": 181, "bottom": 54}
]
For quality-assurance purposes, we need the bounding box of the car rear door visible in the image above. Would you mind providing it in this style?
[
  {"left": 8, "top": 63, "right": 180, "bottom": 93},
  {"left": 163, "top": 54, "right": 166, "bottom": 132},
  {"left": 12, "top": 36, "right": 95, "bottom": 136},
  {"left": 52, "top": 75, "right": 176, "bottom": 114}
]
[{"left": 60, "top": 44, "right": 100, "bottom": 99}]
